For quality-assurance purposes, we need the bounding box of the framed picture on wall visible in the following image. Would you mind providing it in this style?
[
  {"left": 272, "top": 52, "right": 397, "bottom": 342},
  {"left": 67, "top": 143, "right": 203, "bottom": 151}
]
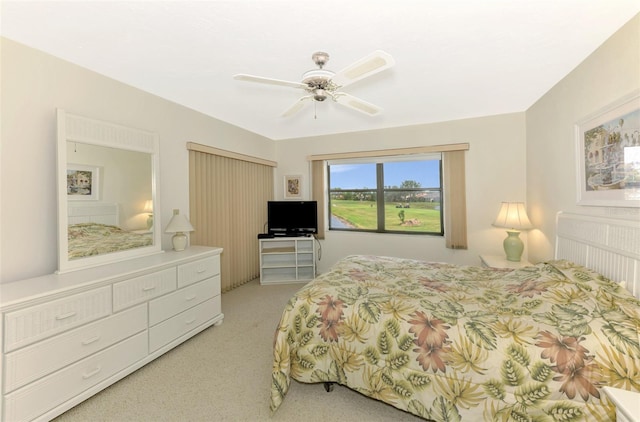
[
  {"left": 575, "top": 90, "right": 640, "bottom": 207},
  {"left": 284, "top": 174, "right": 302, "bottom": 198},
  {"left": 67, "top": 164, "right": 100, "bottom": 200}
]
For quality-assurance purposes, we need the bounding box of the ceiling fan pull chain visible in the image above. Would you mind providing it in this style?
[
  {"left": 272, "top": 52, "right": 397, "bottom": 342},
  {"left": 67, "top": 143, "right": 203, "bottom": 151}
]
[{"left": 314, "top": 101, "right": 317, "bottom": 120}]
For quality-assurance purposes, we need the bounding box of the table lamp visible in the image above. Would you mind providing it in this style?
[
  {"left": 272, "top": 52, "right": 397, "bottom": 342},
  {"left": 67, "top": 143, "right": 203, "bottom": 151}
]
[
  {"left": 492, "top": 202, "right": 533, "bottom": 262},
  {"left": 165, "top": 209, "right": 194, "bottom": 251},
  {"left": 143, "top": 200, "right": 153, "bottom": 230}
]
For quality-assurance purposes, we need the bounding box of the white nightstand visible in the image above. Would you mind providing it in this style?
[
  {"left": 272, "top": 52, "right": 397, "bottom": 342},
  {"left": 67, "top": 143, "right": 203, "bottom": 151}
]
[
  {"left": 603, "top": 387, "right": 640, "bottom": 422},
  {"left": 479, "top": 254, "right": 532, "bottom": 269}
]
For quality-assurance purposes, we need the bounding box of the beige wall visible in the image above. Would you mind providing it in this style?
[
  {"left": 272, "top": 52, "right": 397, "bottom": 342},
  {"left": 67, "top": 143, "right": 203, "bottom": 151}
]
[
  {"left": 526, "top": 14, "right": 640, "bottom": 263},
  {"left": 276, "top": 113, "right": 528, "bottom": 273},
  {"left": 2, "top": 13, "right": 637, "bottom": 283},
  {"left": 0, "top": 37, "right": 275, "bottom": 283}
]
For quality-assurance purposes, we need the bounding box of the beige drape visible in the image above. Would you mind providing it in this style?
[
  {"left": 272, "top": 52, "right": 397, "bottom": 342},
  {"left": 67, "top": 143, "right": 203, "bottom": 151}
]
[
  {"left": 188, "top": 143, "right": 275, "bottom": 292},
  {"left": 311, "top": 160, "right": 326, "bottom": 239},
  {"left": 442, "top": 150, "right": 468, "bottom": 249},
  {"left": 309, "top": 143, "right": 468, "bottom": 249}
]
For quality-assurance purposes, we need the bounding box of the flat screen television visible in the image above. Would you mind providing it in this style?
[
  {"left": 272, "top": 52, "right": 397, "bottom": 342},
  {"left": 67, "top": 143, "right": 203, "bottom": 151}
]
[{"left": 267, "top": 201, "right": 318, "bottom": 236}]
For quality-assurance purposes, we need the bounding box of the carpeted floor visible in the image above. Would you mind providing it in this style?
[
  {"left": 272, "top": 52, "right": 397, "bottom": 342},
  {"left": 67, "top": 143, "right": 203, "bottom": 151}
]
[{"left": 54, "top": 279, "right": 424, "bottom": 422}]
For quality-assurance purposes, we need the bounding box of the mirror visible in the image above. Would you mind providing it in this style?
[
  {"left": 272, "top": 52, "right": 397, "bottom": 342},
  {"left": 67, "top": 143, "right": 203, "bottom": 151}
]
[{"left": 57, "top": 110, "right": 162, "bottom": 273}]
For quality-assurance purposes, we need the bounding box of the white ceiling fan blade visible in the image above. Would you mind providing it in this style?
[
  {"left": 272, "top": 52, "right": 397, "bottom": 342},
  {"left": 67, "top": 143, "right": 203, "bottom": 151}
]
[
  {"left": 281, "top": 96, "right": 313, "bottom": 117},
  {"left": 334, "top": 93, "right": 382, "bottom": 116},
  {"left": 330, "top": 50, "right": 395, "bottom": 88},
  {"left": 233, "top": 74, "right": 307, "bottom": 90}
]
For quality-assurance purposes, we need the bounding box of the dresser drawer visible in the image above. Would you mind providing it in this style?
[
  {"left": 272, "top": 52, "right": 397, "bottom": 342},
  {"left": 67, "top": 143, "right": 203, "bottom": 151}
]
[
  {"left": 177, "top": 256, "right": 220, "bottom": 288},
  {"left": 3, "top": 286, "right": 112, "bottom": 353},
  {"left": 3, "top": 332, "right": 147, "bottom": 422},
  {"left": 149, "top": 296, "right": 221, "bottom": 352},
  {"left": 113, "top": 268, "right": 176, "bottom": 312},
  {"left": 149, "top": 276, "right": 220, "bottom": 326},
  {"left": 4, "top": 304, "right": 147, "bottom": 393}
]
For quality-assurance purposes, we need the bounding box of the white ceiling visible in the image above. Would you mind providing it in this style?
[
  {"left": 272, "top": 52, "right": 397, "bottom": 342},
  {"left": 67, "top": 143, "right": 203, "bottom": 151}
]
[{"left": 2, "top": 1, "right": 639, "bottom": 141}]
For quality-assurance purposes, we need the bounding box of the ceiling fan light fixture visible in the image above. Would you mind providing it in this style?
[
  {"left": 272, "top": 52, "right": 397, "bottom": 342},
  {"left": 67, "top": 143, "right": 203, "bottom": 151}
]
[{"left": 313, "top": 89, "right": 327, "bottom": 101}]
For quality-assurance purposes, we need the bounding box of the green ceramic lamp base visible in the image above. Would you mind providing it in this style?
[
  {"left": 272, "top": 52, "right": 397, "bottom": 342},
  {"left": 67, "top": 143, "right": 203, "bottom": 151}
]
[{"left": 503, "top": 230, "right": 524, "bottom": 262}]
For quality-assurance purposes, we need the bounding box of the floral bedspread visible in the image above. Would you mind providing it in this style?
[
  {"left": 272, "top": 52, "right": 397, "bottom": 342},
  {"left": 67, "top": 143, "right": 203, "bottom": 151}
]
[
  {"left": 68, "top": 223, "right": 152, "bottom": 259},
  {"left": 271, "top": 255, "right": 640, "bottom": 421}
]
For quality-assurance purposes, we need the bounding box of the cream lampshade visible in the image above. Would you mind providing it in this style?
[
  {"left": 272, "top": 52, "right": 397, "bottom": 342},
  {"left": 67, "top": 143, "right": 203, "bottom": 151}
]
[
  {"left": 165, "top": 209, "right": 195, "bottom": 251},
  {"left": 492, "top": 202, "right": 533, "bottom": 262}
]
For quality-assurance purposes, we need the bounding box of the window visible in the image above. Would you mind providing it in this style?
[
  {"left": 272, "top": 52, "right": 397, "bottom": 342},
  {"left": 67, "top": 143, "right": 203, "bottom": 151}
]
[{"left": 328, "top": 155, "right": 443, "bottom": 235}]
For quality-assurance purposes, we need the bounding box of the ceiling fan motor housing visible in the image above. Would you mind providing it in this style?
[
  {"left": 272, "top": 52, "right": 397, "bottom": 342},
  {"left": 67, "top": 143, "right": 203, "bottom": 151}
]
[{"left": 302, "top": 69, "right": 338, "bottom": 101}]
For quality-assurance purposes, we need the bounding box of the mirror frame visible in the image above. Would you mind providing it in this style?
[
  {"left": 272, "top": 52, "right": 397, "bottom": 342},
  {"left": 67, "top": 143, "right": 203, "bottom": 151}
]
[{"left": 56, "top": 109, "right": 162, "bottom": 273}]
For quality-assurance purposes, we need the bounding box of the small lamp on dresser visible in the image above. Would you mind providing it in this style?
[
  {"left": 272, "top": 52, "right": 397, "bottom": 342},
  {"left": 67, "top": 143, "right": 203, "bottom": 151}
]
[
  {"left": 143, "top": 199, "right": 154, "bottom": 230},
  {"left": 165, "top": 209, "right": 195, "bottom": 251},
  {"left": 492, "top": 202, "right": 533, "bottom": 262}
]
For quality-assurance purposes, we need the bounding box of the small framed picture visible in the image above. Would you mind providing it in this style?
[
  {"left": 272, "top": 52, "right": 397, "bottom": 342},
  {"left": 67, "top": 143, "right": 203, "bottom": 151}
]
[
  {"left": 284, "top": 175, "right": 302, "bottom": 198},
  {"left": 575, "top": 90, "right": 640, "bottom": 207},
  {"left": 67, "top": 164, "right": 100, "bottom": 200}
]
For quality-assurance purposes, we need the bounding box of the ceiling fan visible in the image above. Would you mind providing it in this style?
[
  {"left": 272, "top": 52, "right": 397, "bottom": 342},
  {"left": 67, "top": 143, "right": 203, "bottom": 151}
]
[{"left": 233, "top": 50, "right": 395, "bottom": 118}]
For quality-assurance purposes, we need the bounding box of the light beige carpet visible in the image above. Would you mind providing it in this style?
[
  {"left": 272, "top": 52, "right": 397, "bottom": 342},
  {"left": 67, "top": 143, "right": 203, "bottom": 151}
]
[{"left": 54, "top": 279, "right": 424, "bottom": 422}]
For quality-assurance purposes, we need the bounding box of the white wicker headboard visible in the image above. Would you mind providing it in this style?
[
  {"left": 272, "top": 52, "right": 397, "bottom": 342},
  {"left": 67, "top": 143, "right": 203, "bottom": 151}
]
[
  {"left": 68, "top": 202, "right": 119, "bottom": 226},
  {"left": 555, "top": 212, "right": 640, "bottom": 299}
]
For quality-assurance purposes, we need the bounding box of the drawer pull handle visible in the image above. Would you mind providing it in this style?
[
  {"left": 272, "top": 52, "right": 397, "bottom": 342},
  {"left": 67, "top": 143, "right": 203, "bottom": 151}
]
[
  {"left": 82, "top": 366, "right": 102, "bottom": 379},
  {"left": 82, "top": 335, "right": 101, "bottom": 346},
  {"left": 196, "top": 269, "right": 206, "bottom": 274},
  {"left": 185, "top": 295, "right": 197, "bottom": 301},
  {"left": 55, "top": 311, "right": 77, "bottom": 320},
  {"left": 142, "top": 285, "right": 157, "bottom": 292},
  {"left": 185, "top": 318, "right": 196, "bottom": 325}
]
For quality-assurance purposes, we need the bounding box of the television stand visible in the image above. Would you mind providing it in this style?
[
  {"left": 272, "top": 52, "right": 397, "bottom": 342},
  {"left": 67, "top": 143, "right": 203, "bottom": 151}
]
[{"left": 259, "top": 237, "right": 316, "bottom": 285}]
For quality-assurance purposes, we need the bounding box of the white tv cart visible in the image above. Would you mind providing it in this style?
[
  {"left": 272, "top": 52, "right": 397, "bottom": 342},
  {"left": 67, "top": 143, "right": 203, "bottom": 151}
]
[{"left": 259, "top": 236, "right": 316, "bottom": 284}]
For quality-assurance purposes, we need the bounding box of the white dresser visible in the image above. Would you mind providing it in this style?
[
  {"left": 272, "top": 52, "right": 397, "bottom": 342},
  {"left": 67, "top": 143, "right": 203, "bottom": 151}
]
[{"left": 0, "top": 246, "right": 223, "bottom": 422}]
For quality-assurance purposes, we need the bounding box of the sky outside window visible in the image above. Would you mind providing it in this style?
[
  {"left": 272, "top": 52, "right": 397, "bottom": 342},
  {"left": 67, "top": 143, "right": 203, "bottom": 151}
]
[{"left": 330, "top": 160, "right": 440, "bottom": 189}]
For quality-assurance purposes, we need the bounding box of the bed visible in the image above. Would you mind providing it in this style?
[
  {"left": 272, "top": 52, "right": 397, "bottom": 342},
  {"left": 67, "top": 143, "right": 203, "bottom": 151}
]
[
  {"left": 270, "top": 212, "right": 640, "bottom": 421},
  {"left": 67, "top": 202, "right": 152, "bottom": 259}
]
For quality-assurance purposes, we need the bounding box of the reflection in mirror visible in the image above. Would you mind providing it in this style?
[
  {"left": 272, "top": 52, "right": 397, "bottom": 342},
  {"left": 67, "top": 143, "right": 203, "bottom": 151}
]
[
  {"left": 67, "top": 142, "right": 153, "bottom": 259},
  {"left": 57, "top": 110, "right": 161, "bottom": 273}
]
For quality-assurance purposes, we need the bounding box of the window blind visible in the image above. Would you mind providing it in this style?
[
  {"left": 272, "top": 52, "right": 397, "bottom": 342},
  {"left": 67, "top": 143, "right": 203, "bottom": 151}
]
[{"left": 188, "top": 144, "right": 275, "bottom": 291}]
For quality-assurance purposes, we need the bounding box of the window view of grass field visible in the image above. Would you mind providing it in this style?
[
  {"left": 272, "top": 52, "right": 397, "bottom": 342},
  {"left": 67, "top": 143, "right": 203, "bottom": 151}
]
[{"left": 329, "top": 160, "right": 443, "bottom": 234}]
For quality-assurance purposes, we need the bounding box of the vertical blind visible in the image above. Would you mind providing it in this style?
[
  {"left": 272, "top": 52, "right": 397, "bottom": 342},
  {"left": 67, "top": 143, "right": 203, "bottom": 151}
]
[{"left": 188, "top": 143, "right": 275, "bottom": 292}]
